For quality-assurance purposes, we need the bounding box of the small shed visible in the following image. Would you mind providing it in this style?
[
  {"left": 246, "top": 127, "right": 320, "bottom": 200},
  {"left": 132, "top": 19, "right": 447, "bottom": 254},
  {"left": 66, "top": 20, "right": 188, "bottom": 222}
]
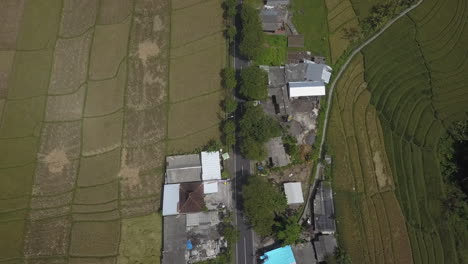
[
  {"left": 288, "top": 81, "right": 326, "bottom": 98},
  {"left": 260, "top": 246, "right": 297, "bottom": 264},
  {"left": 261, "top": 9, "right": 287, "bottom": 33},
  {"left": 288, "top": 35, "right": 304, "bottom": 48},
  {"left": 284, "top": 182, "right": 304, "bottom": 205},
  {"left": 162, "top": 184, "right": 180, "bottom": 216},
  {"left": 201, "top": 151, "right": 221, "bottom": 181}
]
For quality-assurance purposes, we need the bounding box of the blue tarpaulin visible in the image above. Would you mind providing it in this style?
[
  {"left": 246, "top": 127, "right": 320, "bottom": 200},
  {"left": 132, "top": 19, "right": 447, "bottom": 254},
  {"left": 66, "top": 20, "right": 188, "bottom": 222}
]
[
  {"left": 186, "top": 240, "right": 193, "bottom": 250},
  {"left": 261, "top": 246, "right": 297, "bottom": 264}
]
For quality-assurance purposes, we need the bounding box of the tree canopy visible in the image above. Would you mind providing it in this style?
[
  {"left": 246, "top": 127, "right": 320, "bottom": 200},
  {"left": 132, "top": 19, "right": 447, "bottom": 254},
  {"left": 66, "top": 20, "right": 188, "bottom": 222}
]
[
  {"left": 222, "top": 67, "right": 237, "bottom": 90},
  {"left": 276, "top": 216, "right": 302, "bottom": 246},
  {"left": 243, "top": 175, "right": 287, "bottom": 236},
  {"left": 239, "top": 4, "right": 264, "bottom": 60},
  {"left": 238, "top": 104, "right": 281, "bottom": 160},
  {"left": 239, "top": 66, "right": 268, "bottom": 100}
]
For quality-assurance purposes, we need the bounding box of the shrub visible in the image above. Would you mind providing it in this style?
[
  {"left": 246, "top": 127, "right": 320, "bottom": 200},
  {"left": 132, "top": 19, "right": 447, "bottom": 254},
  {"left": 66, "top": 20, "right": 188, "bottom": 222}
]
[
  {"left": 222, "top": 67, "right": 237, "bottom": 90},
  {"left": 239, "top": 4, "right": 264, "bottom": 60}
]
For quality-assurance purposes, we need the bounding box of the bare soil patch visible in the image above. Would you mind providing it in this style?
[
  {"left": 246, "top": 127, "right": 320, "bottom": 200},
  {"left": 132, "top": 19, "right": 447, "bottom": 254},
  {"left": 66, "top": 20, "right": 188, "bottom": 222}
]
[
  {"left": 69, "top": 221, "right": 120, "bottom": 257},
  {"left": 8, "top": 50, "right": 53, "bottom": 99},
  {"left": 89, "top": 18, "right": 131, "bottom": 80},
  {"left": 45, "top": 85, "right": 86, "bottom": 122},
  {"left": 74, "top": 182, "right": 119, "bottom": 205},
  {"left": 24, "top": 216, "right": 71, "bottom": 257},
  {"left": 77, "top": 148, "right": 121, "bottom": 187},
  {"left": 267, "top": 162, "right": 312, "bottom": 186},
  {"left": 0, "top": 97, "right": 45, "bottom": 138},
  {"left": 98, "top": 0, "right": 133, "bottom": 25},
  {"left": 82, "top": 111, "right": 123, "bottom": 156},
  {"left": 120, "top": 196, "right": 159, "bottom": 218},
  {"left": 85, "top": 63, "right": 126, "bottom": 117},
  {"left": 0, "top": 0, "right": 24, "bottom": 49},
  {"left": 123, "top": 104, "right": 166, "bottom": 147},
  {"left": 0, "top": 164, "right": 35, "bottom": 199},
  {"left": 60, "top": 0, "right": 98, "bottom": 37},
  {"left": 49, "top": 31, "right": 92, "bottom": 95}
]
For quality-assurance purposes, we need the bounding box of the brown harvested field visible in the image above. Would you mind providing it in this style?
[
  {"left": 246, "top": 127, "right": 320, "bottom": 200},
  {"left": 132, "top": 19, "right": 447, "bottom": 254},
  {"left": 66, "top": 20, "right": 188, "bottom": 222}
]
[
  {"left": 171, "top": 0, "right": 224, "bottom": 47},
  {"left": 29, "top": 206, "right": 71, "bottom": 221},
  {"left": 69, "top": 257, "right": 115, "bottom": 264},
  {"left": 69, "top": 221, "right": 120, "bottom": 257},
  {"left": 123, "top": 104, "right": 167, "bottom": 147},
  {"left": 0, "top": 51, "right": 15, "bottom": 97},
  {"left": 72, "top": 210, "right": 121, "bottom": 222},
  {"left": 170, "top": 32, "right": 225, "bottom": 58},
  {"left": 85, "top": 63, "right": 126, "bottom": 117},
  {"left": 74, "top": 182, "right": 119, "bottom": 205},
  {"left": 120, "top": 196, "right": 160, "bottom": 218},
  {"left": 0, "top": 0, "right": 24, "bottom": 49},
  {"left": 7, "top": 50, "right": 54, "bottom": 99},
  {"left": 328, "top": 54, "right": 413, "bottom": 263},
  {"left": 120, "top": 142, "right": 165, "bottom": 176},
  {"left": 172, "top": 0, "right": 202, "bottom": 9},
  {"left": 28, "top": 258, "right": 67, "bottom": 264},
  {"left": 89, "top": 18, "right": 131, "bottom": 80},
  {"left": 32, "top": 161, "right": 78, "bottom": 196},
  {"left": 24, "top": 217, "right": 71, "bottom": 257},
  {"left": 45, "top": 85, "right": 86, "bottom": 122},
  {"left": 48, "top": 31, "right": 92, "bottom": 95},
  {"left": 120, "top": 170, "right": 163, "bottom": 199},
  {"left": 170, "top": 43, "right": 226, "bottom": 101},
  {"left": 60, "top": 0, "right": 98, "bottom": 37},
  {"left": 73, "top": 201, "right": 119, "bottom": 214},
  {"left": 77, "top": 148, "right": 121, "bottom": 187},
  {"left": 167, "top": 125, "right": 221, "bottom": 154},
  {"left": 82, "top": 111, "right": 123, "bottom": 156},
  {"left": 30, "top": 192, "right": 73, "bottom": 209},
  {"left": 98, "top": 0, "right": 133, "bottom": 25},
  {"left": 0, "top": 97, "right": 45, "bottom": 138}
]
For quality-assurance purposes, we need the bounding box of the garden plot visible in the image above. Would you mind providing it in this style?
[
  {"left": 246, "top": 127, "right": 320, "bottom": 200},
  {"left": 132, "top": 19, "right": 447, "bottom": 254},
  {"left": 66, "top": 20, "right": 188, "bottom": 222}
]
[
  {"left": 60, "top": 0, "right": 98, "bottom": 37},
  {"left": 49, "top": 31, "right": 93, "bottom": 95},
  {"left": 123, "top": 104, "right": 166, "bottom": 148},
  {"left": 82, "top": 111, "right": 123, "bottom": 156},
  {"left": 74, "top": 181, "right": 119, "bottom": 205},
  {"left": 0, "top": 97, "right": 45, "bottom": 138},
  {"left": 45, "top": 85, "right": 86, "bottom": 122},
  {"left": 69, "top": 221, "right": 120, "bottom": 257},
  {"left": 89, "top": 18, "right": 131, "bottom": 80},
  {"left": 0, "top": 51, "right": 15, "bottom": 98},
  {"left": 0, "top": 0, "right": 24, "bottom": 49},
  {"left": 15, "top": 0, "right": 61, "bottom": 50},
  {"left": 85, "top": 63, "right": 126, "bottom": 117},
  {"left": 7, "top": 50, "right": 54, "bottom": 99},
  {"left": 170, "top": 0, "right": 224, "bottom": 47},
  {"left": 98, "top": 0, "right": 133, "bottom": 25},
  {"left": 117, "top": 213, "right": 162, "bottom": 264},
  {"left": 77, "top": 148, "right": 121, "bottom": 187},
  {"left": 169, "top": 44, "right": 225, "bottom": 101},
  {"left": 23, "top": 217, "right": 71, "bottom": 257}
]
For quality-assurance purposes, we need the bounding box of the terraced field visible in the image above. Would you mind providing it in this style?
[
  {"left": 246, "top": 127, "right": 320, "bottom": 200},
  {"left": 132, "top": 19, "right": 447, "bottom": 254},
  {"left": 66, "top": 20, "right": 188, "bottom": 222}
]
[
  {"left": 167, "top": 0, "right": 226, "bottom": 153},
  {"left": 329, "top": 0, "right": 468, "bottom": 263},
  {"left": 0, "top": 0, "right": 168, "bottom": 262}
]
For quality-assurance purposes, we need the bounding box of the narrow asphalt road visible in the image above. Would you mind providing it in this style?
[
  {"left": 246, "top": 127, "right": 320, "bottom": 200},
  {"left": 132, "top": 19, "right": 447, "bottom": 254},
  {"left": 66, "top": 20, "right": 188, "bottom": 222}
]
[{"left": 301, "top": 0, "right": 425, "bottom": 221}]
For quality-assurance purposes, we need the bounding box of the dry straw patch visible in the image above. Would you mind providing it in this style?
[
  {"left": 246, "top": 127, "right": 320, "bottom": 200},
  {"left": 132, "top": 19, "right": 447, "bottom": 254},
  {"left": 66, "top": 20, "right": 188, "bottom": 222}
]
[
  {"left": 45, "top": 85, "right": 86, "bottom": 122},
  {"left": 33, "top": 161, "right": 79, "bottom": 196},
  {"left": 69, "top": 221, "right": 120, "bottom": 257},
  {"left": 73, "top": 201, "right": 119, "bottom": 214},
  {"left": 49, "top": 31, "right": 93, "bottom": 95},
  {"left": 24, "top": 217, "right": 71, "bottom": 257},
  {"left": 120, "top": 196, "right": 160, "bottom": 218},
  {"left": 123, "top": 104, "right": 166, "bottom": 147},
  {"left": 120, "top": 142, "right": 165, "bottom": 175},
  {"left": 60, "top": 0, "right": 98, "bottom": 37},
  {"left": 98, "top": 0, "right": 133, "bottom": 25}
]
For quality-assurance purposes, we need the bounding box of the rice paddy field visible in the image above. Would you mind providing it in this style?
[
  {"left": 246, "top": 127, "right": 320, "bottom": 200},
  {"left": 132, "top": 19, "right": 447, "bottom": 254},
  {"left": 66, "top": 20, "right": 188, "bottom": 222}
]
[
  {"left": 167, "top": 0, "right": 226, "bottom": 154},
  {"left": 0, "top": 0, "right": 168, "bottom": 263},
  {"left": 328, "top": 0, "right": 468, "bottom": 263}
]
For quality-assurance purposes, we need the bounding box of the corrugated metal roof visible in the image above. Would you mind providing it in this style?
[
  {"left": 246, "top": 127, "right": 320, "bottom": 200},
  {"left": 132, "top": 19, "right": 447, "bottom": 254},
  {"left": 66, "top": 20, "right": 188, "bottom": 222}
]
[
  {"left": 162, "top": 184, "right": 180, "bottom": 216},
  {"left": 284, "top": 182, "right": 304, "bottom": 204},
  {"left": 261, "top": 246, "right": 297, "bottom": 264},
  {"left": 201, "top": 151, "right": 221, "bottom": 181},
  {"left": 288, "top": 81, "right": 326, "bottom": 97}
]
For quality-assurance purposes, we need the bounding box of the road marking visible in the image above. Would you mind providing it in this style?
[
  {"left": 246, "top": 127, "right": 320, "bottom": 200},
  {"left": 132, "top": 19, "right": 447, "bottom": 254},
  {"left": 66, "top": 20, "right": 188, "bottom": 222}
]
[{"left": 244, "top": 237, "right": 247, "bottom": 264}]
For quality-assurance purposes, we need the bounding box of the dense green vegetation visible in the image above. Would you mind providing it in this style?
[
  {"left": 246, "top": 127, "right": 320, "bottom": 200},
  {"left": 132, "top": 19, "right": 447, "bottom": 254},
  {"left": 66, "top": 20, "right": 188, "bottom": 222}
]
[
  {"left": 256, "top": 35, "right": 287, "bottom": 66},
  {"left": 239, "top": 66, "right": 268, "bottom": 100},
  {"left": 239, "top": 4, "right": 264, "bottom": 60},
  {"left": 291, "top": 0, "right": 330, "bottom": 57},
  {"left": 238, "top": 104, "right": 281, "bottom": 161}
]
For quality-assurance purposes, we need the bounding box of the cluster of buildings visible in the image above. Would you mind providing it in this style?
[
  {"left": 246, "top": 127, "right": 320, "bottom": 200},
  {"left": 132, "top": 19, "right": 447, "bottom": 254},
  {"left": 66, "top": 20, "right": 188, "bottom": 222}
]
[{"left": 162, "top": 151, "right": 231, "bottom": 263}]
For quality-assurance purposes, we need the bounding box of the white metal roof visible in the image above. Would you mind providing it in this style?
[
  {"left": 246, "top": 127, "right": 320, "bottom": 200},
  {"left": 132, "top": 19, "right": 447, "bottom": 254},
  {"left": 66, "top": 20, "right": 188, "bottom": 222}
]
[
  {"left": 203, "top": 182, "right": 218, "bottom": 194},
  {"left": 284, "top": 182, "right": 304, "bottom": 204},
  {"left": 288, "top": 81, "right": 326, "bottom": 98},
  {"left": 201, "top": 151, "right": 221, "bottom": 181},
  {"left": 162, "top": 184, "right": 180, "bottom": 216}
]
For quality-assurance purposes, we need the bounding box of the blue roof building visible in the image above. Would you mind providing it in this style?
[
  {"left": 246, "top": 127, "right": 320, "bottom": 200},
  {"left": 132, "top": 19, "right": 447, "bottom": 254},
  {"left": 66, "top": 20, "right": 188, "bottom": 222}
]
[{"left": 260, "top": 246, "right": 297, "bottom": 264}]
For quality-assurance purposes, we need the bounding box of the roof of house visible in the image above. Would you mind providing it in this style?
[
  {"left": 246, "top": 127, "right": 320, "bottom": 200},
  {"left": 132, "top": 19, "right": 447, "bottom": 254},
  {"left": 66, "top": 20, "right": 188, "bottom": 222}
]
[
  {"left": 284, "top": 182, "right": 304, "bottom": 204},
  {"left": 261, "top": 246, "right": 297, "bottom": 264},
  {"left": 266, "top": 137, "right": 291, "bottom": 167},
  {"left": 285, "top": 61, "right": 332, "bottom": 84},
  {"left": 201, "top": 151, "right": 221, "bottom": 181},
  {"left": 166, "top": 154, "right": 202, "bottom": 184},
  {"left": 288, "top": 35, "right": 304, "bottom": 48},
  {"left": 313, "top": 181, "right": 336, "bottom": 233},
  {"left": 162, "top": 184, "right": 180, "bottom": 216},
  {"left": 179, "top": 182, "right": 205, "bottom": 214},
  {"left": 289, "top": 81, "right": 326, "bottom": 97},
  {"left": 261, "top": 9, "right": 286, "bottom": 31}
]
